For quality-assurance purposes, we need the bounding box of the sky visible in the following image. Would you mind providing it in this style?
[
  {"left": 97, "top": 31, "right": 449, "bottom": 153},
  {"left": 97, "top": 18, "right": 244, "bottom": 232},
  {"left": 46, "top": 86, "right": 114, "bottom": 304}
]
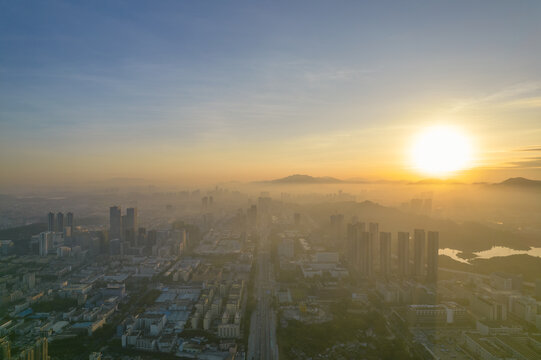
[{"left": 1, "top": 0, "right": 541, "bottom": 189}]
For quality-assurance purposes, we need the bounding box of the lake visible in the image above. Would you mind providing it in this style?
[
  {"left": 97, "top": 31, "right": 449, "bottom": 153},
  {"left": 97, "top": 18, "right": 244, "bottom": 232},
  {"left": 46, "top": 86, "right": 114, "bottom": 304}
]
[{"left": 440, "top": 246, "right": 541, "bottom": 264}]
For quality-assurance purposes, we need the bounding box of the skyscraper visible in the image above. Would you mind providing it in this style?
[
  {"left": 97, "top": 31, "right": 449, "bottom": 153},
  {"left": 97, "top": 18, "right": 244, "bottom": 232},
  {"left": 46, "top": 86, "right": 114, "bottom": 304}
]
[
  {"left": 379, "top": 232, "right": 392, "bottom": 277},
  {"left": 414, "top": 229, "right": 426, "bottom": 278},
  {"left": 357, "top": 231, "right": 372, "bottom": 277},
  {"left": 398, "top": 232, "right": 410, "bottom": 277},
  {"left": 109, "top": 206, "right": 122, "bottom": 240},
  {"left": 39, "top": 233, "right": 49, "bottom": 256},
  {"left": 56, "top": 212, "right": 64, "bottom": 233},
  {"left": 427, "top": 231, "right": 439, "bottom": 282},
  {"left": 47, "top": 212, "right": 55, "bottom": 232},
  {"left": 294, "top": 213, "right": 301, "bottom": 226},
  {"left": 126, "top": 207, "right": 138, "bottom": 245},
  {"left": 66, "top": 212, "right": 74, "bottom": 233},
  {"left": 121, "top": 214, "right": 128, "bottom": 242},
  {"left": 347, "top": 222, "right": 365, "bottom": 267},
  {"left": 369, "top": 222, "right": 379, "bottom": 269},
  {"left": 137, "top": 227, "right": 146, "bottom": 248}
]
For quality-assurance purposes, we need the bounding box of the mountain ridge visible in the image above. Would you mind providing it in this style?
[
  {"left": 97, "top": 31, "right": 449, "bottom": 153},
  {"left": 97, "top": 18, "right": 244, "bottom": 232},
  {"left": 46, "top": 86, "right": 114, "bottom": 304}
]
[{"left": 260, "top": 174, "right": 541, "bottom": 186}]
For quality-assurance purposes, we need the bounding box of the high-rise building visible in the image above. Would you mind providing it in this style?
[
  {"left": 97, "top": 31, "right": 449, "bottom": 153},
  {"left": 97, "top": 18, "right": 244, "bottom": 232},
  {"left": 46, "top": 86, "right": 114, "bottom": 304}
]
[
  {"left": 294, "top": 213, "right": 301, "bottom": 226},
  {"left": 147, "top": 230, "right": 157, "bottom": 248},
  {"left": 379, "top": 232, "right": 392, "bottom": 277},
  {"left": 398, "top": 232, "right": 409, "bottom": 276},
  {"left": 347, "top": 223, "right": 356, "bottom": 266},
  {"left": 56, "top": 212, "right": 64, "bottom": 233},
  {"left": 357, "top": 231, "right": 372, "bottom": 277},
  {"left": 47, "top": 212, "right": 55, "bottom": 232},
  {"left": 137, "top": 227, "right": 146, "bottom": 248},
  {"left": 347, "top": 222, "right": 365, "bottom": 267},
  {"left": 413, "top": 229, "right": 426, "bottom": 278},
  {"left": 66, "top": 212, "right": 74, "bottom": 233},
  {"left": 427, "top": 231, "right": 439, "bottom": 282},
  {"left": 109, "top": 206, "right": 122, "bottom": 240},
  {"left": 121, "top": 214, "right": 128, "bottom": 243},
  {"left": 126, "top": 207, "right": 138, "bottom": 245},
  {"left": 39, "top": 233, "right": 49, "bottom": 256},
  {"left": 369, "top": 222, "right": 379, "bottom": 269}
]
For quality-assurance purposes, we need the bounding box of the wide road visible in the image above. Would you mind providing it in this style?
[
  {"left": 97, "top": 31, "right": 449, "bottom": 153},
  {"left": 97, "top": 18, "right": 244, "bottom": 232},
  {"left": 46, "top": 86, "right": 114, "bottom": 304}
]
[{"left": 248, "top": 231, "right": 278, "bottom": 360}]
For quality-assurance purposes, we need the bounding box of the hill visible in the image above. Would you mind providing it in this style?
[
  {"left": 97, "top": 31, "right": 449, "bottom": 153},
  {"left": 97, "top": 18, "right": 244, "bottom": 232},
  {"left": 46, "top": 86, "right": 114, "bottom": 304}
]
[
  {"left": 493, "top": 177, "right": 541, "bottom": 188},
  {"left": 267, "top": 174, "right": 343, "bottom": 184}
]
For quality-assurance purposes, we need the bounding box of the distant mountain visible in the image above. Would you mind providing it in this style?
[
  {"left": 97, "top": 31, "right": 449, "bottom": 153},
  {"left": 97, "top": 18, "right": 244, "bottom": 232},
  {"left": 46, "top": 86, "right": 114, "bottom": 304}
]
[
  {"left": 261, "top": 175, "right": 541, "bottom": 187},
  {"left": 493, "top": 177, "right": 541, "bottom": 188},
  {"left": 267, "top": 174, "right": 343, "bottom": 184}
]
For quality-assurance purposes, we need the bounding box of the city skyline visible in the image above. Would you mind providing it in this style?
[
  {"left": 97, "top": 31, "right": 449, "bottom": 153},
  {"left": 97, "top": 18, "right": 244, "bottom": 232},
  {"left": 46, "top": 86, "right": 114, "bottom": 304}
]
[{"left": 1, "top": 1, "right": 541, "bottom": 190}]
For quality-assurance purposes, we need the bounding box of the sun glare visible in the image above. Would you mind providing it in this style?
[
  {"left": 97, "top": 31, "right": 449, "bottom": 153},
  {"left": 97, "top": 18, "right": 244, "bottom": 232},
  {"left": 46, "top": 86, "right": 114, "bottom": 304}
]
[{"left": 411, "top": 125, "right": 473, "bottom": 177}]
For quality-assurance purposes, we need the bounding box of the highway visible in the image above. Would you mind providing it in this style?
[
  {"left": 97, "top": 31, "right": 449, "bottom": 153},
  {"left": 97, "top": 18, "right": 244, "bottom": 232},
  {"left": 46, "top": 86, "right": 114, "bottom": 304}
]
[{"left": 248, "top": 231, "right": 278, "bottom": 360}]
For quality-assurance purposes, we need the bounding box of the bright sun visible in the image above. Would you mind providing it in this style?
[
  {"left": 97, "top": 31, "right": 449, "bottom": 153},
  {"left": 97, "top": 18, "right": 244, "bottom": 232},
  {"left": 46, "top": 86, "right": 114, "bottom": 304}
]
[{"left": 411, "top": 125, "right": 473, "bottom": 176}]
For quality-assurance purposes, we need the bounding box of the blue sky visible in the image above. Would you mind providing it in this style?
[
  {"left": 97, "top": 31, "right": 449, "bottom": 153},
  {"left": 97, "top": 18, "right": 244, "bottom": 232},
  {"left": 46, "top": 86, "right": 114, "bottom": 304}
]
[{"left": 1, "top": 1, "right": 541, "bottom": 186}]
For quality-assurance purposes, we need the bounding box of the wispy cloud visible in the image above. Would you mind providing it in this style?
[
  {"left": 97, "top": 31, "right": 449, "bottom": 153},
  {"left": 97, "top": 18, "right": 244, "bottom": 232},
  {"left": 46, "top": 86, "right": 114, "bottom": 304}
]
[
  {"left": 505, "top": 97, "right": 541, "bottom": 109},
  {"left": 516, "top": 146, "right": 541, "bottom": 152},
  {"left": 507, "top": 157, "right": 541, "bottom": 168},
  {"left": 450, "top": 82, "right": 541, "bottom": 112}
]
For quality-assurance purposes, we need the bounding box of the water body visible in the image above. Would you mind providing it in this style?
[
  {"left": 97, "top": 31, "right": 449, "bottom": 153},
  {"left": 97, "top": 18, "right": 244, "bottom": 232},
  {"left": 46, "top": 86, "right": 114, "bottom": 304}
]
[
  {"left": 474, "top": 246, "right": 541, "bottom": 259},
  {"left": 440, "top": 246, "right": 541, "bottom": 264},
  {"left": 439, "top": 248, "right": 470, "bottom": 264}
]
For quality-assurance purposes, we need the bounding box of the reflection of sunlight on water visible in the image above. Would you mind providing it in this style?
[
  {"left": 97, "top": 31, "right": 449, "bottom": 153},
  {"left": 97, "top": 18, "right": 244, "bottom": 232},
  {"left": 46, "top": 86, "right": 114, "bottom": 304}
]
[
  {"left": 473, "top": 246, "right": 541, "bottom": 259},
  {"left": 440, "top": 246, "right": 541, "bottom": 264},
  {"left": 439, "top": 248, "right": 470, "bottom": 264}
]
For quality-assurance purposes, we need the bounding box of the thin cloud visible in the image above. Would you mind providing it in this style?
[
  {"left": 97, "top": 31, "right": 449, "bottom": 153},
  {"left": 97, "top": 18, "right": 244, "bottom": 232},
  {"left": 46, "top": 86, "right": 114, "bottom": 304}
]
[
  {"left": 516, "top": 146, "right": 541, "bottom": 152},
  {"left": 505, "top": 97, "right": 541, "bottom": 109},
  {"left": 450, "top": 82, "right": 541, "bottom": 112},
  {"left": 507, "top": 156, "right": 541, "bottom": 168}
]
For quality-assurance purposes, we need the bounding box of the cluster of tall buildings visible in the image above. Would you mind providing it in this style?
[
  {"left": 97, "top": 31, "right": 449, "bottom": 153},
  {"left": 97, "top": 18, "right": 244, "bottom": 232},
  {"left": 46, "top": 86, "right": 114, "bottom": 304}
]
[
  {"left": 347, "top": 222, "right": 439, "bottom": 282},
  {"left": 109, "top": 206, "right": 138, "bottom": 244},
  {"left": 201, "top": 196, "right": 213, "bottom": 209},
  {"left": 47, "top": 211, "right": 74, "bottom": 235},
  {"left": 109, "top": 206, "right": 192, "bottom": 257}
]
